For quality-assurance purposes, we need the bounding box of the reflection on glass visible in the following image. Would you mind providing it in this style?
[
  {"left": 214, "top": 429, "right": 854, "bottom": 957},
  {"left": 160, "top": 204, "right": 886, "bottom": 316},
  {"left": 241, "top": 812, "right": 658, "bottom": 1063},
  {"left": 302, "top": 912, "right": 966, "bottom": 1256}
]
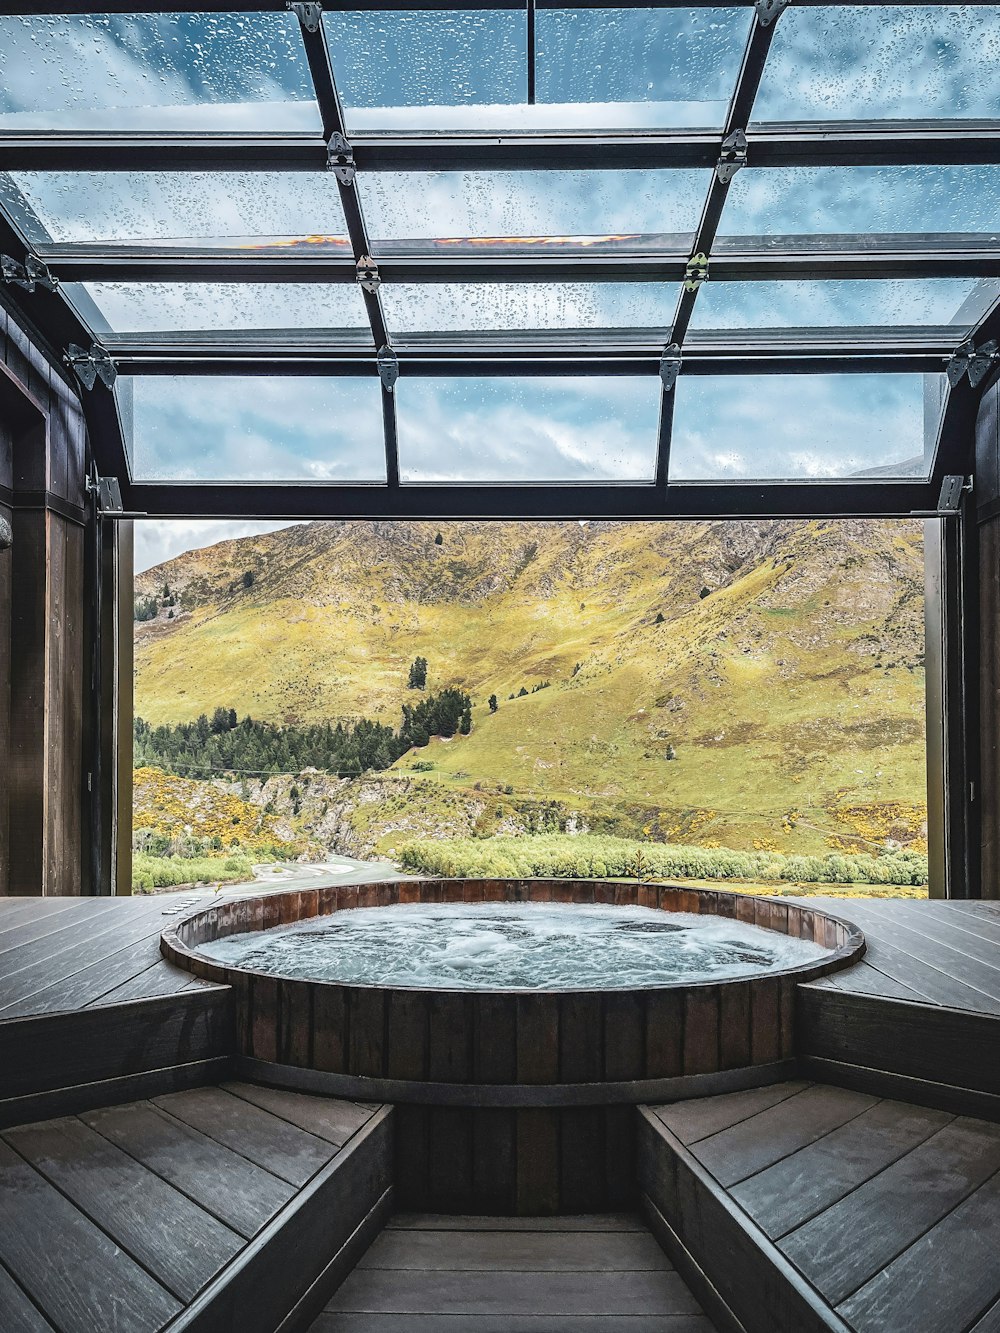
[
  {"left": 536, "top": 7, "right": 751, "bottom": 130},
  {"left": 68, "top": 283, "right": 370, "bottom": 336},
  {"left": 669, "top": 373, "right": 936, "bottom": 481},
  {"left": 719, "top": 165, "right": 1000, "bottom": 241},
  {"left": 690, "top": 279, "right": 998, "bottom": 334},
  {"left": 382, "top": 283, "right": 679, "bottom": 335},
  {"left": 755, "top": 5, "right": 1000, "bottom": 122},
  {"left": 324, "top": 10, "right": 527, "bottom": 131},
  {"left": 1, "top": 172, "right": 350, "bottom": 250},
  {"left": 398, "top": 377, "right": 660, "bottom": 482},
  {"left": 0, "top": 12, "right": 319, "bottom": 130},
  {"left": 121, "top": 377, "right": 385, "bottom": 482},
  {"left": 359, "top": 169, "right": 711, "bottom": 255}
]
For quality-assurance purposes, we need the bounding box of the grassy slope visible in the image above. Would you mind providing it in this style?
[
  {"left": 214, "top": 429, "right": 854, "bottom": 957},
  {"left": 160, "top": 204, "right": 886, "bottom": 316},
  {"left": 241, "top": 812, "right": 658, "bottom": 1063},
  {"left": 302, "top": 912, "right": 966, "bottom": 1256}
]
[{"left": 135, "top": 518, "right": 926, "bottom": 856}]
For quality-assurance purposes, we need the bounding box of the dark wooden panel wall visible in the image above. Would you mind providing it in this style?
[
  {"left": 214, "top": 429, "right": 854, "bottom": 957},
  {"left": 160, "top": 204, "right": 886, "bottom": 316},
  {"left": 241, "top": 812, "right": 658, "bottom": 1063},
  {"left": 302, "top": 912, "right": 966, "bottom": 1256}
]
[
  {"left": 0, "top": 298, "right": 91, "bottom": 895},
  {"left": 977, "top": 379, "right": 1000, "bottom": 898}
]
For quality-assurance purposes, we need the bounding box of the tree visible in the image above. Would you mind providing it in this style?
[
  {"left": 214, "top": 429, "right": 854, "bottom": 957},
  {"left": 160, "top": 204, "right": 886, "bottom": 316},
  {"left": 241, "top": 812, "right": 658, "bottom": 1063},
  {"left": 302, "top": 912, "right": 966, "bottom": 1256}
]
[
  {"left": 434, "top": 532, "right": 443, "bottom": 545},
  {"left": 407, "top": 656, "right": 428, "bottom": 689},
  {"left": 488, "top": 694, "right": 498, "bottom": 713},
  {"left": 654, "top": 612, "right": 665, "bottom": 624},
  {"left": 242, "top": 569, "right": 255, "bottom": 589}
]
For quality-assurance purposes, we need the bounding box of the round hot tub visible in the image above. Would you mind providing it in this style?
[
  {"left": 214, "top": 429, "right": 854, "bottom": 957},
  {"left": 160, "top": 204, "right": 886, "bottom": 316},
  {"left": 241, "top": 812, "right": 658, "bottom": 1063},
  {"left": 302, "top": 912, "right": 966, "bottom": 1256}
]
[{"left": 162, "top": 878, "right": 863, "bottom": 1213}]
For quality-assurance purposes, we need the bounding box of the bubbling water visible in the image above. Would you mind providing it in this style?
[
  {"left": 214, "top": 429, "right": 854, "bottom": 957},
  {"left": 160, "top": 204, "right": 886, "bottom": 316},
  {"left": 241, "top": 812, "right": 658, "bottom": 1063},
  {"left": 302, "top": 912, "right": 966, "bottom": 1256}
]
[{"left": 200, "top": 902, "right": 829, "bottom": 991}]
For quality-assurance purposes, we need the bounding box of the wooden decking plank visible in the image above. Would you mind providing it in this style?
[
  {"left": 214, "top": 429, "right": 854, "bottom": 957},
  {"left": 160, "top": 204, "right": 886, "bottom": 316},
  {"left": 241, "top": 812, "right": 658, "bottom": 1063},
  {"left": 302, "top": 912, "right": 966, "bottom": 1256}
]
[
  {"left": 310, "top": 1317, "right": 714, "bottom": 1332},
  {"left": 82, "top": 1100, "right": 294, "bottom": 1239},
  {"left": 648, "top": 1080, "right": 811, "bottom": 1146},
  {"left": 3, "top": 1115, "right": 243, "bottom": 1304},
  {"left": 388, "top": 1214, "right": 648, "bottom": 1232},
  {"left": 358, "top": 1229, "right": 672, "bottom": 1273},
  {"left": 325, "top": 1270, "right": 701, "bottom": 1318},
  {"left": 831, "top": 929, "right": 1000, "bottom": 1012},
  {"left": 779, "top": 1116, "right": 1000, "bottom": 1306},
  {"left": 152, "top": 1085, "right": 334, "bottom": 1187},
  {"left": 0, "top": 1138, "right": 181, "bottom": 1333},
  {"left": 0, "top": 926, "right": 168, "bottom": 1017},
  {"left": 0, "top": 1262, "right": 55, "bottom": 1333},
  {"left": 222, "top": 1081, "right": 375, "bottom": 1146},
  {"left": 729, "top": 1098, "right": 954, "bottom": 1239},
  {"left": 0, "top": 900, "right": 170, "bottom": 1010},
  {"left": 837, "top": 1166, "right": 1000, "bottom": 1333},
  {"left": 691, "top": 1084, "right": 879, "bottom": 1188},
  {"left": 844, "top": 906, "right": 1000, "bottom": 1000}
]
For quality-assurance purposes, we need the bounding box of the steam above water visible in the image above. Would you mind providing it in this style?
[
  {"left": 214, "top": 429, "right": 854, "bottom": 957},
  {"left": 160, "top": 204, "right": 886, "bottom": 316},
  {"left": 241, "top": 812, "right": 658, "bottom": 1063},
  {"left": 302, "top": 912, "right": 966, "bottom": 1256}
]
[{"left": 201, "top": 902, "right": 830, "bottom": 991}]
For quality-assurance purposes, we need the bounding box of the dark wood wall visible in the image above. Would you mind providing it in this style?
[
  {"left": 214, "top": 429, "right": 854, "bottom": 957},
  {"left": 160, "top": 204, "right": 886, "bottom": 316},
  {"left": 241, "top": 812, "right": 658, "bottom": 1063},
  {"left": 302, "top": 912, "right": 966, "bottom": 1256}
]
[
  {"left": 977, "top": 379, "right": 1000, "bottom": 897},
  {"left": 0, "top": 298, "right": 91, "bottom": 895}
]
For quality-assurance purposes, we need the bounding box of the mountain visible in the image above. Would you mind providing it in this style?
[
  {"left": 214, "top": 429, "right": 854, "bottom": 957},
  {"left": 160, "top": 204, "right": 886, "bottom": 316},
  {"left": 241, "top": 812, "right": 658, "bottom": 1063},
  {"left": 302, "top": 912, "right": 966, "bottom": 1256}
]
[{"left": 134, "top": 518, "right": 927, "bottom": 857}]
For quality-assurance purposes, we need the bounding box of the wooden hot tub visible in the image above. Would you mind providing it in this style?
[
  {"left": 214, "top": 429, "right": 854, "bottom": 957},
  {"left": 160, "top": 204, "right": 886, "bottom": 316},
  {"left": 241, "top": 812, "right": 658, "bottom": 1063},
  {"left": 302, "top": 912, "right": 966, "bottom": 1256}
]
[{"left": 162, "top": 878, "right": 864, "bottom": 1213}]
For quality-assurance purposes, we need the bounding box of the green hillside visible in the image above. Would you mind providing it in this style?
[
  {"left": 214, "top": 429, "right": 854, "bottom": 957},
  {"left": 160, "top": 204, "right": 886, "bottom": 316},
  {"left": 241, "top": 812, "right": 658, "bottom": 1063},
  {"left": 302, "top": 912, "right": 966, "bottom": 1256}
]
[{"left": 134, "top": 518, "right": 927, "bottom": 860}]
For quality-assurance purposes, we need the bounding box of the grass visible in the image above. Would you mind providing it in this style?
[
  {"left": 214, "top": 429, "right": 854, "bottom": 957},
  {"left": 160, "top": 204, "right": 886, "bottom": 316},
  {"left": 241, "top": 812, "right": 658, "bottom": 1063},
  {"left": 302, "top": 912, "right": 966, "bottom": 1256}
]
[
  {"left": 396, "top": 833, "right": 929, "bottom": 890},
  {"left": 132, "top": 852, "right": 255, "bottom": 893}
]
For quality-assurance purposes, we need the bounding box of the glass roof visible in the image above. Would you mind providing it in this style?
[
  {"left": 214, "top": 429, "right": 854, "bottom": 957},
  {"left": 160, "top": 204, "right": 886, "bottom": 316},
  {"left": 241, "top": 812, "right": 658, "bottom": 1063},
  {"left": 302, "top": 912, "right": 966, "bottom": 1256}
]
[{"left": 0, "top": 2, "right": 996, "bottom": 503}]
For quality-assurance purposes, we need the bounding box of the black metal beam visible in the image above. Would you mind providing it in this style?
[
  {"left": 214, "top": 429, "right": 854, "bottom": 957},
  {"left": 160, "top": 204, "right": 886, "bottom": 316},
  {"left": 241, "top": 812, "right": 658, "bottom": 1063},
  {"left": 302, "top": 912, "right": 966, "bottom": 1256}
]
[
  {"left": 36, "top": 248, "right": 1000, "bottom": 283},
  {"left": 6, "top": 126, "right": 1000, "bottom": 173},
  {"left": 121, "top": 477, "right": 941, "bottom": 522}
]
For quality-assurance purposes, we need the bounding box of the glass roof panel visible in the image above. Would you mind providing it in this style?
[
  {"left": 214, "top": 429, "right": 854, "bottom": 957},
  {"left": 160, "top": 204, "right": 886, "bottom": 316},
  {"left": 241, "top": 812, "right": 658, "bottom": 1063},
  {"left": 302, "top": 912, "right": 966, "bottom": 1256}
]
[
  {"left": 120, "top": 376, "right": 385, "bottom": 483},
  {"left": 534, "top": 7, "right": 752, "bottom": 131},
  {"left": 65, "top": 282, "right": 369, "bottom": 336},
  {"left": 381, "top": 282, "right": 679, "bottom": 336},
  {"left": 754, "top": 5, "right": 1000, "bottom": 123},
  {"left": 397, "top": 377, "right": 660, "bottom": 482},
  {"left": 1, "top": 171, "right": 350, "bottom": 250},
  {"left": 0, "top": 12, "right": 320, "bottom": 131},
  {"left": 359, "top": 169, "right": 711, "bottom": 257},
  {"left": 719, "top": 165, "right": 1000, "bottom": 243},
  {"left": 324, "top": 9, "right": 527, "bottom": 132},
  {"left": 689, "top": 279, "right": 999, "bottom": 336},
  {"left": 669, "top": 373, "right": 938, "bottom": 481}
]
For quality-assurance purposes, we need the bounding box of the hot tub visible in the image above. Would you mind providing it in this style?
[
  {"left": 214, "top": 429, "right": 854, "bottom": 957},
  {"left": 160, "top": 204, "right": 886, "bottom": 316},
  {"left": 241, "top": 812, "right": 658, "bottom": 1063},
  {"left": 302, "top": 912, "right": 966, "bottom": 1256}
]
[{"left": 162, "top": 878, "right": 864, "bottom": 1213}]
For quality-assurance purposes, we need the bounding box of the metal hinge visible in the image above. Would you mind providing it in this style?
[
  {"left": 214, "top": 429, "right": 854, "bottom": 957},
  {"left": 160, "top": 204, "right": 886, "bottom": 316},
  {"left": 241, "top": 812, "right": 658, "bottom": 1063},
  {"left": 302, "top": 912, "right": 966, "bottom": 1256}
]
[
  {"left": 684, "top": 252, "right": 709, "bottom": 293},
  {"left": 64, "top": 342, "right": 116, "bottom": 391},
  {"left": 716, "top": 129, "right": 747, "bottom": 185},
  {"left": 356, "top": 255, "right": 380, "bottom": 293},
  {"left": 377, "top": 345, "right": 399, "bottom": 392},
  {"left": 1, "top": 253, "right": 58, "bottom": 293},
  {"left": 287, "top": 2, "right": 322, "bottom": 33},
  {"left": 659, "top": 343, "right": 682, "bottom": 392},
  {"left": 948, "top": 337, "right": 999, "bottom": 389},
  {"left": 755, "top": 0, "right": 790, "bottom": 27},
  {"left": 327, "top": 131, "right": 356, "bottom": 185}
]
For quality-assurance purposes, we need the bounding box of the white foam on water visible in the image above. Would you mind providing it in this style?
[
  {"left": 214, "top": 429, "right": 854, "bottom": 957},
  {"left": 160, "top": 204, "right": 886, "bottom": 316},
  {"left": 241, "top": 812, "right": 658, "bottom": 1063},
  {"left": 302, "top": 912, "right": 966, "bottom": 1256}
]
[{"left": 199, "top": 902, "right": 831, "bottom": 991}]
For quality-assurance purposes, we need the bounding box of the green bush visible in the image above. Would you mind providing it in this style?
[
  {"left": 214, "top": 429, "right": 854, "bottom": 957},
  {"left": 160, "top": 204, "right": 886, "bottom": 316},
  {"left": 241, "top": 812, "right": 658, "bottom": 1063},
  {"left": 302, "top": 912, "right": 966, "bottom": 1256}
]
[{"left": 396, "top": 834, "right": 928, "bottom": 888}]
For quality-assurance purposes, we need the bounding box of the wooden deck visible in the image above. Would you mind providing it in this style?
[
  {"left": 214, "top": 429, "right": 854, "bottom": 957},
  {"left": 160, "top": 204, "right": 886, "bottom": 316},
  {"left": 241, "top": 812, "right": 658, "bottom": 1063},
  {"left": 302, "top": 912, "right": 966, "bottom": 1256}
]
[
  {"left": 0, "top": 1082, "right": 390, "bottom": 1333},
  {"left": 312, "top": 1213, "right": 716, "bottom": 1332},
  {"left": 640, "top": 1080, "right": 1000, "bottom": 1333}
]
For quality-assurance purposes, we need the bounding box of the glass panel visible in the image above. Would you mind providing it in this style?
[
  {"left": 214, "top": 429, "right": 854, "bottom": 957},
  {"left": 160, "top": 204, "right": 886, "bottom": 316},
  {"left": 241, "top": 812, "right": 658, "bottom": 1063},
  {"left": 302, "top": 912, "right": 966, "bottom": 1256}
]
[
  {"left": 0, "top": 171, "right": 350, "bottom": 249},
  {"left": 0, "top": 12, "right": 319, "bottom": 131},
  {"left": 669, "top": 373, "right": 937, "bottom": 481},
  {"left": 754, "top": 5, "right": 1000, "bottom": 123},
  {"left": 121, "top": 376, "right": 386, "bottom": 482},
  {"left": 359, "top": 169, "right": 712, "bottom": 256},
  {"left": 382, "top": 282, "right": 679, "bottom": 335},
  {"left": 398, "top": 377, "right": 660, "bottom": 482},
  {"left": 719, "top": 165, "right": 1000, "bottom": 243},
  {"left": 324, "top": 10, "right": 527, "bottom": 132},
  {"left": 536, "top": 7, "right": 752, "bottom": 130},
  {"left": 67, "top": 282, "right": 370, "bottom": 336},
  {"left": 690, "top": 279, "right": 998, "bottom": 335}
]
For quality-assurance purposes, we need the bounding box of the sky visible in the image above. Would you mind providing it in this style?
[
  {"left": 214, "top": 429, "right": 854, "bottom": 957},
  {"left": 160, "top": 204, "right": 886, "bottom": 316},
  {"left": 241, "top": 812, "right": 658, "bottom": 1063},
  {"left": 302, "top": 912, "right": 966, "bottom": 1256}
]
[{"left": 0, "top": 8, "right": 996, "bottom": 488}]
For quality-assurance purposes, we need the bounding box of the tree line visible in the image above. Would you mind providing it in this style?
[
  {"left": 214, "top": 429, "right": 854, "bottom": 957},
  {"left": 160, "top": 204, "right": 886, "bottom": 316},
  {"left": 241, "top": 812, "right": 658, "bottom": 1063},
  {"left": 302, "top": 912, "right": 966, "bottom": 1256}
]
[{"left": 135, "top": 688, "right": 473, "bottom": 780}]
